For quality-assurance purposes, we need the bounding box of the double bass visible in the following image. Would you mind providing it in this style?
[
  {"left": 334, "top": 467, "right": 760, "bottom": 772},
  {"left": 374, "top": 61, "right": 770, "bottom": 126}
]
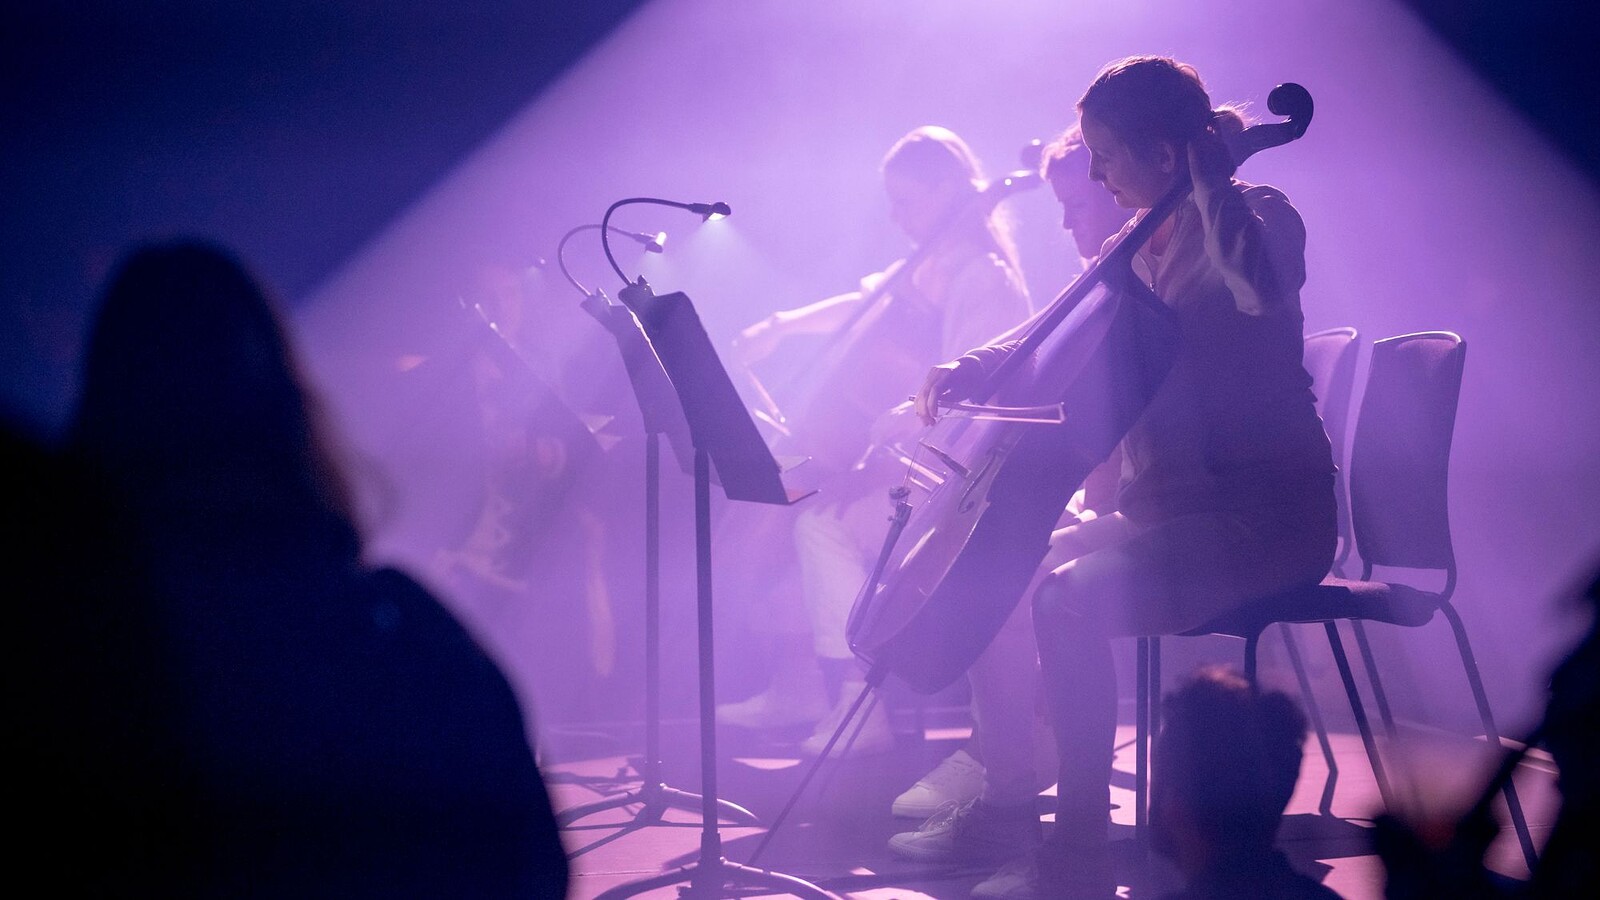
[{"left": 847, "top": 84, "right": 1316, "bottom": 694}]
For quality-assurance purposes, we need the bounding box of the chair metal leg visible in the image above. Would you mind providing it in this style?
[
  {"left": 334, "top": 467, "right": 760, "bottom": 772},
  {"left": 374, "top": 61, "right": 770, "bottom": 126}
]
[
  {"left": 1349, "top": 619, "right": 1401, "bottom": 743},
  {"left": 1348, "top": 617, "right": 1427, "bottom": 825},
  {"left": 1323, "top": 621, "right": 1396, "bottom": 811},
  {"left": 1144, "top": 636, "right": 1162, "bottom": 856},
  {"left": 1135, "top": 636, "right": 1153, "bottom": 843},
  {"left": 1150, "top": 635, "right": 1161, "bottom": 735},
  {"left": 1438, "top": 602, "right": 1539, "bottom": 872},
  {"left": 1278, "top": 623, "right": 1339, "bottom": 817}
]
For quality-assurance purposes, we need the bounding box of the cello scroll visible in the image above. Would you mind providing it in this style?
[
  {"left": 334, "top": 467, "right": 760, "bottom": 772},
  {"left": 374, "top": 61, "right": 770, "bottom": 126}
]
[{"left": 1229, "top": 82, "right": 1314, "bottom": 166}]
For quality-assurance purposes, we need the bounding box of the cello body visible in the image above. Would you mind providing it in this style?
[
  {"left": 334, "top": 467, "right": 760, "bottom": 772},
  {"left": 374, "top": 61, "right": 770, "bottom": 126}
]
[{"left": 848, "top": 278, "right": 1178, "bottom": 693}]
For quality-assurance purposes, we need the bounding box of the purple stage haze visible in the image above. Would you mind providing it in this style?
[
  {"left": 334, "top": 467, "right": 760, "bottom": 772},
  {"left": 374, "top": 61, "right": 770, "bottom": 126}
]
[
  {"left": 289, "top": 2, "right": 1600, "bottom": 748},
  {"left": 7, "top": 2, "right": 1599, "bottom": 782}
]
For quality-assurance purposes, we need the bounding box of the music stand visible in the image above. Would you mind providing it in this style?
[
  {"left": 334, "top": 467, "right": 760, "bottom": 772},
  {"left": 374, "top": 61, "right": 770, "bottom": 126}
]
[
  {"left": 556, "top": 291, "right": 755, "bottom": 829},
  {"left": 593, "top": 279, "right": 835, "bottom": 900}
]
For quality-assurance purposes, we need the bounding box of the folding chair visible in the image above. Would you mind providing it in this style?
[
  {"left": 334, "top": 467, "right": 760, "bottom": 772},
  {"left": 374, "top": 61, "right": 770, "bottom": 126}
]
[{"left": 1133, "top": 331, "right": 1536, "bottom": 871}]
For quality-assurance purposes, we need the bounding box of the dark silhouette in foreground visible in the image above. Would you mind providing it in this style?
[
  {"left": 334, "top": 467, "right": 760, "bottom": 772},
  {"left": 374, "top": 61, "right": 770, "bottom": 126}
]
[
  {"left": 1376, "top": 556, "right": 1600, "bottom": 898},
  {"left": 1151, "top": 666, "right": 1342, "bottom": 900},
  {"left": 42, "top": 241, "right": 567, "bottom": 896}
]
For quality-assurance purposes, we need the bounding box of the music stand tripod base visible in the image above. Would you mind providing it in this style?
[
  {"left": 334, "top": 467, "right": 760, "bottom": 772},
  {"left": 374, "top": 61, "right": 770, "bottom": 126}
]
[
  {"left": 555, "top": 778, "right": 758, "bottom": 829},
  {"left": 593, "top": 857, "right": 840, "bottom": 900}
]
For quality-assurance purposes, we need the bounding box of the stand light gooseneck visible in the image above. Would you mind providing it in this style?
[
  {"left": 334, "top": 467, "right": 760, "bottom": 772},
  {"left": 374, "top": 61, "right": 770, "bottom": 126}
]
[{"left": 557, "top": 223, "right": 667, "bottom": 299}]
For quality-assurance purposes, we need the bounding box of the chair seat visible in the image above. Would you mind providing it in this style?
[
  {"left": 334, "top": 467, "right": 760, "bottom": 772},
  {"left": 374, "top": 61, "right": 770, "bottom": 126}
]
[{"left": 1180, "top": 576, "right": 1439, "bottom": 640}]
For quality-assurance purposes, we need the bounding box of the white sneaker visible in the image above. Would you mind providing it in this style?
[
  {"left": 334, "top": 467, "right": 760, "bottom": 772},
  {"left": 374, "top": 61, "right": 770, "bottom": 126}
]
[
  {"left": 892, "top": 748, "right": 985, "bottom": 818},
  {"left": 971, "top": 856, "right": 1040, "bottom": 900},
  {"left": 972, "top": 846, "right": 1116, "bottom": 900},
  {"left": 716, "top": 684, "right": 829, "bottom": 730},
  {"left": 887, "top": 798, "right": 1039, "bottom": 863},
  {"left": 800, "top": 682, "right": 894, "bottom": 757}
]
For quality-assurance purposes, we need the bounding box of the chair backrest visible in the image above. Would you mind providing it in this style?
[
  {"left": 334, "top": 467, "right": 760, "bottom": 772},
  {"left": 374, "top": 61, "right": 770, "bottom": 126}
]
[
  {"left": 1348, "top": 331, "right": 1466, "bottom": 574},
  {"left": 1302, "top": 327, "right": 1360, "bottom": 569}
]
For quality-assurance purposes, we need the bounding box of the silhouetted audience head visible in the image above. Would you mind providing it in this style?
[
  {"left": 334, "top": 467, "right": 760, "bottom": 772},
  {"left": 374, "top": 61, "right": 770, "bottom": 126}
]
[
  {"left": 72, "top": 240, "right": 360, "bottom": 563},
  {"left": 1152, "top": 666, "right": 1336, "bottom": 899},
  {"left": 1154, "top": 666, "right": 1306, "bottom": 855}
]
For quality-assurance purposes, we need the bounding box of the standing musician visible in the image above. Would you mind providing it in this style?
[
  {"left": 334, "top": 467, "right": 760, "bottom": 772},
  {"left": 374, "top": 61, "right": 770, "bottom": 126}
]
[
  {"left": 721, "top": 126, "right": 1032, "bottom": 756},
  {"left": 887, "top": 123, "right": 1133, "bottom": 856},
  {"left": 914, "top": 56, "right": 1336, "bottom": 899}
]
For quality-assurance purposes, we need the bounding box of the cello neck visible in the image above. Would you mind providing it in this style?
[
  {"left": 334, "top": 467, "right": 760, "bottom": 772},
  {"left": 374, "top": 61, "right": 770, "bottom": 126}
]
[{"left": 972, "top": 179, "right": 1187, "bottom": 402}]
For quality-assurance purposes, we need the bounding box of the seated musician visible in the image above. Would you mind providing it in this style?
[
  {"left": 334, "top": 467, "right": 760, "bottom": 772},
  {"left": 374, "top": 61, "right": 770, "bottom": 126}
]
[
  {"left": 722, "top": 126, "right": 1032, "bottom": 757},
  {"left": 887, "top": 123, "right": 1132, "bottom": 857},
  {"left": 915, "top": 56, "right": 1336, "bottom": 899}
]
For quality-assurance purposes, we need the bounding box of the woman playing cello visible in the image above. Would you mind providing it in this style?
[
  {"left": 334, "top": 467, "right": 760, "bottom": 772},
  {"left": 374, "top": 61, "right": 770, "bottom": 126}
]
[
  {"left": 722, "top": 126, "right": 1032, "bottom": 755},
  {"left": 916, "top": 57, "right": 1335, "bottom": 898}
]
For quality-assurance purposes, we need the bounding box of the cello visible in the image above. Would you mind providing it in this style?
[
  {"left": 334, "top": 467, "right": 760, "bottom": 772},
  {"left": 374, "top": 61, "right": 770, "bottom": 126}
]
[
  {"left": 847, "top": 83, "right": 1316, "bottom": 694},
  {"left": 709, "top": 154, "right": 1041, "bottom": 645}
]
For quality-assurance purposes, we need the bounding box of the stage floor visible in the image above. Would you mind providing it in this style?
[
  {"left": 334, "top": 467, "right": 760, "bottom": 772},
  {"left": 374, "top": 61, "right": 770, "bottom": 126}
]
[{"left": 544, "top": 711, "right": 1557, "bottom": 899}]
